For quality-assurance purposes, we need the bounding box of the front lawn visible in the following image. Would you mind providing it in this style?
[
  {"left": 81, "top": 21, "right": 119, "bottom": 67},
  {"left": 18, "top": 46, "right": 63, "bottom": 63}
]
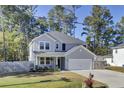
[
  {"left": 0, "top": 72, "right": 107, "bottom": 88},
  {"left": 105, "top": 66, "right": 124, "bottom": 73}
]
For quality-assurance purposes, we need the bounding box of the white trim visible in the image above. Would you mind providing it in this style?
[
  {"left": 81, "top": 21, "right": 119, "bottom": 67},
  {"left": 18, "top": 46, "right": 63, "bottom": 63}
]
[{"left": 65, "top": 45, "right": 96, "bottom": 57}]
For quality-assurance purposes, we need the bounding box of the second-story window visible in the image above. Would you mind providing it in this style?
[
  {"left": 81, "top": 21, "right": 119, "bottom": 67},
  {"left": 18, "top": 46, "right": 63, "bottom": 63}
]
[
  {"left": 40, "top": 42, "right": 44, "bottom": 50},
  {"left": 45, "top": 42, "right": 50, "bottom": 50},
  {"left": 40, "top": 41, "right": 50, "bottom": 50},
  {"left": 62, "top": 43, "right": 66, "bottom": 51},
  {"left": 56, "top": 44, "right": 58, "bottom": 49}
]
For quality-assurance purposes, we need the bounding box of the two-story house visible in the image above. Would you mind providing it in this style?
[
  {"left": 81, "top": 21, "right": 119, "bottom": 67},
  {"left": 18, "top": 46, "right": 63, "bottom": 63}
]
[{"left": 29, "top": 31, "right": 96, "bottom": 70}]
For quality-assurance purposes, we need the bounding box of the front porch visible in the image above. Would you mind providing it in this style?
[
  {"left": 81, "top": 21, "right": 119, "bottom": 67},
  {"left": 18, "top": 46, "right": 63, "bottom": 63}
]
[{"left": 35, "top": 57, "right": 65, "bottom": 70}]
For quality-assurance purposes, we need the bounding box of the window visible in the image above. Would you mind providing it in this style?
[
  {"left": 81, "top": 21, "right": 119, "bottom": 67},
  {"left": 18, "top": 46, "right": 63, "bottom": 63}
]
[
  {"left": 46, "top": 57, "right": 51, "bottom": 64},
  {"left": 40, "top": 57, "right": 44, "bottom": 64},
  {"left": 40, "top": 42, "right": 44, "bottom": 50},
  {"left": 39, "top": 41, "right": 50, "bottom": 50},
  {"left": 45, "top": 42, "right": 50, "bottom": 50},
  {"left": 62, "top": 43, "right": 66, "bottom": 51},
  {"left": 56, "top": 44, "right": 58, "bottom": 49}
]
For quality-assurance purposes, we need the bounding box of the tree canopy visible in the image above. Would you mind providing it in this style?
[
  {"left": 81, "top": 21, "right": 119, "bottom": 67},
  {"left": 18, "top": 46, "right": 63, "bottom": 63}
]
[
  {"left": 48, "top": 5, "right": 81, "bottom": 36},
  {"left": 82, "top": 5, "right": 116, "bottom": 55},
  {"left": 0, "top": 5, "right": 124, "bottom": 61}
]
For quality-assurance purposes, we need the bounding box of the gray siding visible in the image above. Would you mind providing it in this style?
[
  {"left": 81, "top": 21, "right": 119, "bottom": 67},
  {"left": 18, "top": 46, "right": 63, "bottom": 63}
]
[{"left": 67, "top": 47, "right": 94, "bottom": 59}]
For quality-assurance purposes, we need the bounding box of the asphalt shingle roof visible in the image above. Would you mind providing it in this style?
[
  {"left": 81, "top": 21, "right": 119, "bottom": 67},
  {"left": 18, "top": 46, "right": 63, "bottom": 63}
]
[{"left": 47, "top": 31, "right": 86, "bottom": 45}]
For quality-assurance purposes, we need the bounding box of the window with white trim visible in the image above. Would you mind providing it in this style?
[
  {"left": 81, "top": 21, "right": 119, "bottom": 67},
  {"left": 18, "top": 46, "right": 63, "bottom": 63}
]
[
  {"left": 40, "top": 42, "right": 44, "bottom": 50},
  {"left": 40, "top": 57, "right": 44, "bottom": 64},
  {"left": 46, "top": 57, "right": 51, "bottom": 64},
  {"left": 39, "top": 41, "right": 50, "bottom": 50},
  {"left": 45, "top": 42, "right": 50, "bottom": 50}
]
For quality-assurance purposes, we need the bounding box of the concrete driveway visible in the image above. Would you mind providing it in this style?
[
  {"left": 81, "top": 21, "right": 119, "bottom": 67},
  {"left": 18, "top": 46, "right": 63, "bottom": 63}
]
[{"left": 71, "top": 70, "right": 124, "bottom": 88}]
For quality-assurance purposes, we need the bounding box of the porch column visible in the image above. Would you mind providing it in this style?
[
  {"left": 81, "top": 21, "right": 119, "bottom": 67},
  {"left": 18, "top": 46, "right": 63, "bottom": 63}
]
[
  {"left": 53, "top": 57, "right": 55, "bottom": 71},
  {"left": 60, "top": 57, "right": 61, "bottom": 70},
  {"left": 56, "top": 57, "right": 58, "bottom": 66},
  {"left": 44, "top": 57, "right": 46, "bottom": 66},
  {"left": 34, "top": 55, "right": 37, "bottom": 70},
  {"left": 54, "top": 57, "right": 58, "bottom": 71}
]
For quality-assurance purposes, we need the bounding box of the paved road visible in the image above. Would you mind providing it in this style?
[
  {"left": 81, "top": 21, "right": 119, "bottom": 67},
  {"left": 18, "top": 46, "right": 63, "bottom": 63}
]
[{"left": 71, "top": 70, "right": 124, "bottom": 88}]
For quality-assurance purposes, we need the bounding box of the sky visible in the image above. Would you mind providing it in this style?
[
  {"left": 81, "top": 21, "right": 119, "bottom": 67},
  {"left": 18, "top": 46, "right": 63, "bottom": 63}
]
[{"left": 35, "top": 5, "right": 124, "bottom": 41}]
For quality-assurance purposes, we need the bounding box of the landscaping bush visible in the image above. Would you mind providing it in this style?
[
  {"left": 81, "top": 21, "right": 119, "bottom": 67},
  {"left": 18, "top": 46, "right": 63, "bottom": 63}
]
[
  {"left": 43, "top": 66, "right": 49, "bottom": 71},
  {"left": 29, "top": 65, "right": 61, "bottom": 72},
  {"left": 48, "top": 67, "right": 54, "bottom": 72},
  {"left": 30, "top": 65, "right": 43, "bottom": 72},
  {"left": 54, "top": 66, "right": 61, "bottom": 71},
  {"left": 38, "top": 67, "right": 43, "bottom": 72}
]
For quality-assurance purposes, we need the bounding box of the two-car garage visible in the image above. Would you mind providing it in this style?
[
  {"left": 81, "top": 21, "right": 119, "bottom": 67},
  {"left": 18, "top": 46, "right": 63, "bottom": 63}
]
[
  {"left": 65, "top": 45, "right": 96, "bottom": 70},
  {"left": 68, "top": 59, "right": 93, "bottom": 70}
]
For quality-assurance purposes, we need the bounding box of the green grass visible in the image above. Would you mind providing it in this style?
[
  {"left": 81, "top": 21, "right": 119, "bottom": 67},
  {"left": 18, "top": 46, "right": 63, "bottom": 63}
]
[
  {"left": 0, "top": 72, "right": 107, "bottom": 88},
  {"left": 105, "top": 66, "right": 124, "bottom": 73}
]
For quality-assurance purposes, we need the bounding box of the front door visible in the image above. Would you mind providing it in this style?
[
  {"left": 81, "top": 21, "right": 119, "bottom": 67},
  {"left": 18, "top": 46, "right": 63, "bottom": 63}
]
[
  {"left": 57, "top": 57, "right": 65, "bottom": 70},
  {"left": 58, "top": 58, "right": 61, "bottom": 69}
]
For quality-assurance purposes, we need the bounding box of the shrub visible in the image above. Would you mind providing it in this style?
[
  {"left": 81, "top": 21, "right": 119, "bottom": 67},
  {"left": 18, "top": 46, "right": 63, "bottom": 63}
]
[
  {"left": 30, "top": 65, "right": 61, "bottom": 72},
  {"left": 38, "top": 66, "right": 43, "bottom": 72},
  {"left": 43, "top": 66, "right": 49, "bottom": 71}
]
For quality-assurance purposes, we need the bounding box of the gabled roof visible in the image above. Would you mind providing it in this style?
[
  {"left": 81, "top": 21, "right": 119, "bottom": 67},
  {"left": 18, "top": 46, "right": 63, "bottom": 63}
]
[
  {"left": 65, "top": 45, "right": 96, "bottom": 57},
  {"left": 29, "top": 31, "right": 86, "bottom": 45},
  {"left": 29, "top": 33, "right": 57, "bottom": 46},
  {"left": 47, "top": 31, "right": 86, "bottom": 45}
]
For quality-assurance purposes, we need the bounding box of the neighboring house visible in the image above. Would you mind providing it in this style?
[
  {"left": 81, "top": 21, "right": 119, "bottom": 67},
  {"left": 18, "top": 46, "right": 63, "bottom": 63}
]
[
  {"left": 104, "top": 44, "right": 124, "bottom": 67},
  {"left": 112, "top": 43, "right": 124, "bottom": 67},
  {"left": 29, "top": 31, "right": 96, "bottom": 70}
]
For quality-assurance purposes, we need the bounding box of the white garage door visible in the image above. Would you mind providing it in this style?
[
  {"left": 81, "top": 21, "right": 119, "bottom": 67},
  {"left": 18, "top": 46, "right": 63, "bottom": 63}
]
[{"left": 68, "top": 59, "right": 92, "bottom": 70}]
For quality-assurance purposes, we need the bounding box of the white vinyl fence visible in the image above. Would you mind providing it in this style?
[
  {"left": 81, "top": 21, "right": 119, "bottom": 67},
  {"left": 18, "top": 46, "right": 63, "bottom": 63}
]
[{"left": 0, "top": 61, "right": 34, "bottom": 74}]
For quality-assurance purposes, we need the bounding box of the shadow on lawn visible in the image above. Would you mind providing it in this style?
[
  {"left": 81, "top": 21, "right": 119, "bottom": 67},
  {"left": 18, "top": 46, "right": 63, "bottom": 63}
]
[
  {"left": 0, "top": 72, "right": 55, "bottom": 78},
  {"left": 0, "top": 79, "right": 71, "bottom": 87}
]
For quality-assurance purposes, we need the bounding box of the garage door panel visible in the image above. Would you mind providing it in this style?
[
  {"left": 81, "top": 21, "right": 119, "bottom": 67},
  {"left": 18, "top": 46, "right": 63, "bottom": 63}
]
[{"left": 68, "top": 59, "right": 92, "bottom": 70}]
